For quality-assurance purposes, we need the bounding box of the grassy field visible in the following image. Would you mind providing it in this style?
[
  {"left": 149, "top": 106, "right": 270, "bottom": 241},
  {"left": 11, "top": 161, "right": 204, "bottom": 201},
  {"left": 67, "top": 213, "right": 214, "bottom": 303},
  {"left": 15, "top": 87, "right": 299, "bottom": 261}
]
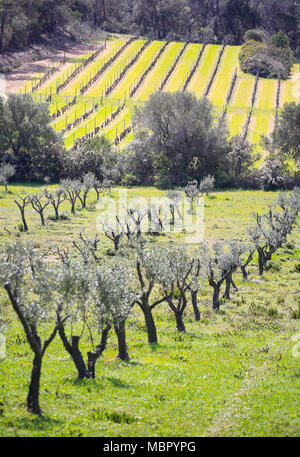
[
  {"left": 209, "top": 46, "right": 240, "bottom": 106},
  {"left": 0, "top": 184, "right": 299, "bottom": 437},
  {"left": 133, "top": 42, "right": 185, "bottom": 100},
  {"left": 226, "top": 108, "right": 248, "bottom": 137},
  {"left": 163, "top": 43, "right": 201, "bottom": 93},
  {"left": 248, "top": 110, "right": 275, "bottom": 160},
  {"left": 187, "top": 45, "right": 220, "bottom": 98},
  {"left": 254, "top": 79, "right": 277, "bottom": 111}
]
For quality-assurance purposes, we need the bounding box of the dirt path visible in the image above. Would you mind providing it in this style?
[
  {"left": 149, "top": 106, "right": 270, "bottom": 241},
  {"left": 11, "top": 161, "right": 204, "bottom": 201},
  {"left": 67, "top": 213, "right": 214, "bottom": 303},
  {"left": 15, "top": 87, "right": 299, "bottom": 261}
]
[{"left": 4, "top": 41, "right": 108, "bottom": 94}]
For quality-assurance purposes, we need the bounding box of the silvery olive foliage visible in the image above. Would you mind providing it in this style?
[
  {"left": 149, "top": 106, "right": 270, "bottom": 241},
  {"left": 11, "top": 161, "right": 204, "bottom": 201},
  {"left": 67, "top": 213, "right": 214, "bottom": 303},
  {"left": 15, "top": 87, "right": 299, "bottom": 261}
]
[
  {"left": 248, "top": 189, "right": 299, "bottom": 275},
  {"left": 155, "top": 244, "right": 195, "bottom": 331},
  {"left": 0, "top": 241, "right": 59, "bottom": 325},
  {"left": 0, "top": 163, "right": 15, "bottom": 191},
  {"left": 0, "top": 240, "right": 69, "bottom": 414},
  {"left": 44, "top": 186, "right": 67, "bottom": 219},
  {"left": 60, "top": 178, "right": 82, "bottom": 214},
  {"left": 57, "top": 254, "right": 136, "bottom": 341},
  {"left": 78, "top": 172, "right": 96, "bottom": 209},
  {"left": 201, "top": 240, "right": 246, "bottom": 309}
]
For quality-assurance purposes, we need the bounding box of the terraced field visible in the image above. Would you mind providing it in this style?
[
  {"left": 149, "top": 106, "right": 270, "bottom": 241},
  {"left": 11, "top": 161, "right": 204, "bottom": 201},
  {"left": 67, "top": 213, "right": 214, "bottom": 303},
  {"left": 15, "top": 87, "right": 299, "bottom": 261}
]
[
  {"left": 163, "top": 43, "right": 200, "bottom": 92},
  {"left": 187, "top": 45, "right": 220, "bottom": 97},
  {"left": 208, "top": 46, "right": 240, "bottom": 106},
  {"left": 20, "top": 36, "right": 299, "bottom": 156},
  {"left": 133, "top": 42, "right": 185, "bottom": 100}
]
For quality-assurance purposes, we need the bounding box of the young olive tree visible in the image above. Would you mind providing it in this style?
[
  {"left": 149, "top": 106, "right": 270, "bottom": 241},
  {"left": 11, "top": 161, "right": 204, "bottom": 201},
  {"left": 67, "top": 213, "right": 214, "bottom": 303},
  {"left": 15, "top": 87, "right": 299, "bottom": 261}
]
[
  {"left": 248, "top": 190, "right": 299, "bottom": 276},
  {"left": 99, "top": 216, "right": 125, "bottom": 251},
  {"left": 56, "top": 252, "right": 135, "bottom": 377},
  {"left": 182, "top": 180, "right": 199, "bottom": 214},
  {"left": 78, "top": 172, "right": 96, "bottom": 209},
  {"left": 166, "top": 189, "right": 182, "bottom": 226},
  {"left": 0, "top": 241, "right": 68, "bottom": 414},
  {"left": 0, "top": 163, "right": 15, "bottom": 191},
  {"left": 60, "top": 179, "right": 81, "bottom": 215},
  {"left": 14, "top": 194, "right": 31, "bottom": 231},
  {"left": 187, "top": 258, "right": 206, "bottom": 321},
  {"left": 127, "top": 206, "right": 148, "bottom": 237},
  {"left": 44, "top": 187, "right": 66, "bottom": 220},
  {"left": 202, "top": 241, "right": 245, "bottom": 309},
  {"left": 240, "top": 244, "right": 256, "bottom": 280},
  {"left": 133, "top": 242, "right": 169, "bottom": 344},
  {"left": 157, "top": 245, "right": 194, "bottom": 332},
  {"left": 199, "top": 175, "right": 215, "bottom": 196},
  {"left": 30, "top": 193, "right": 50, "bottom": 226},
  {"left": 72, "top": 232, "right": 101, "bottom": 264},
  {"left": 94, "top": 178, "right": 103, "bottom": 201}
]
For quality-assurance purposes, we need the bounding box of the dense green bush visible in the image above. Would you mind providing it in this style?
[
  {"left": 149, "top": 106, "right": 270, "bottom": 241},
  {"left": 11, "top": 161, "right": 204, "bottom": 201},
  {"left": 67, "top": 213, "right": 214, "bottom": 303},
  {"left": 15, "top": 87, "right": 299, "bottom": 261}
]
[{"left": 239, "top": 31, "right": 295, "bottom": 79}]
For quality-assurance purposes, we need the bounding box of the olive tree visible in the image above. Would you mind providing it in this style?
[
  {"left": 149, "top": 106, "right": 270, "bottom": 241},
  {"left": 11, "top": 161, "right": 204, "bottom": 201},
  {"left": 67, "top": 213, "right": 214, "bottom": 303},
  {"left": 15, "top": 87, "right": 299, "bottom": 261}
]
[
  {"left": 182, "top": 180, "right": 199, "bottom": 214},
  {"left": 133, "top": 242, "right": 170, "bottom": 344},
  {"left": 166, "top": 189, "right": 182, "bottom": 225},
  {"left": 78, "top": 172, "right": 96, "bottom": 209},
  {"left": 0, "top": 163, "right": 15, "bottom": 191},
  {"left": 0, "top": 241, "right": 68, "bottom": 414},
  {"left": 30, "top": 193, "right": 50, "bottom": 226},
  {"left": 157, "top": 245, "right": 194, "bottom": 332},
  {"left": 199, "top": 175, "right": 215, "bottom": 196},
  {"left": 56, "top": 252, "right": 135, "bottom": 376},
  {"left": 44, "top": 187, "right": 66, "bottom": 220},
  {"left": 14, "top": 194, "right": 31, "bottom": 231},
  {"left": 187, "top": 258, "right": 206, "bottom": 321},
  {"left": 248, "top": 191, "right": 299, "bottom": 276},
  {"left": 202, "top": 241, "right": 245, "bottom": 309},
  {"left": 60, "top": 179, "right": 81, "bottom": 215}
]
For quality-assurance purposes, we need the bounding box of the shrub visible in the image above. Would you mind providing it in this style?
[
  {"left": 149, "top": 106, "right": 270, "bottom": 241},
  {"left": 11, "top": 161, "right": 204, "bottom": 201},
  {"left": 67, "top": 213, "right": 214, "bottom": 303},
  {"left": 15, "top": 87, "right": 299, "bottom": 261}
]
[
  {"left": 121, "top": 173, "right": 138, "bottom": 187},
  {"left": 239, "top": 32, "right": 295, "bottom": 79},
  {"left": 244, "top": 29, "right": 265, "bottom": 43}
]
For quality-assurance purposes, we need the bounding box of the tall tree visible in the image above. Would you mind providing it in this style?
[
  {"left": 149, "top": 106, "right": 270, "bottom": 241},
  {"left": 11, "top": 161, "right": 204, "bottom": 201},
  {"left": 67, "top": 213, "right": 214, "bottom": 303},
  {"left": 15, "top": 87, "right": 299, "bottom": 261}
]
[{"left": 132, "top": 91, "right": 228, "bottom": 187}]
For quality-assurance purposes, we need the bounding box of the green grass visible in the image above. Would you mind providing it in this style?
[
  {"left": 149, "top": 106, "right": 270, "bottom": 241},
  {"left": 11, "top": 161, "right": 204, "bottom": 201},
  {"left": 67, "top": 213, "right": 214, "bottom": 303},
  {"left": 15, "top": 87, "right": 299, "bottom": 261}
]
[
  {"left": 112, "top": 41, "right": 165, "bottom": 100},
  {"left": 164, "top": 43, "right": 201, "bottom": 93},
  {"left": 86, "top": 40, "right": 147, "bottom": 99},
  {"left": 226, "top": 108, "right": 248, "bottom": 137},
  {"left": 133, "top": 42, "right": 184, "bottom": 100},
  {"left": 187, "top": 44, "right": 220, "bottom": 98},
  {"left": 280, "top": 64, "right": 299, "bottom": 106},
  {"left": 254, "top": 79, "right": 277, "bottom": 111},
  {"left": 209, "top": 46, "right": 240, "bottom": 107},
  {"left": 0, "top": 185, "right": 299, "bottom": 437},
  {"left": 60, "top": 40, "right": 127, "bottom": 97},
  {"left": 229, "top": 77, "right": 255, "bottom": 109}
]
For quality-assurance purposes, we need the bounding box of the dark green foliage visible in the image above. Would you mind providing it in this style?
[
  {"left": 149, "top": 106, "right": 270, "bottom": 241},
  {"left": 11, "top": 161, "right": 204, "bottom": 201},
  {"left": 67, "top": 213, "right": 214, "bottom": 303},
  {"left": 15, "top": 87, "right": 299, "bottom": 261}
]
[
  {"left": 239, "top": 31, "right": 295, "bottom": 79},
  {"left": 62, "top": 136, "right": 112, "bottom": 180},
  {"left": 1, "top": 1, "right": 299, "bottom": 54},
  {"left": 267, "top": 102, "right": 300, "bottom": 164},
  {"left": 131, "top": 91, "right": 228, "bottom": 187},
  {"left": 0, "top": 94, "right": 64, "bottom": 181}
]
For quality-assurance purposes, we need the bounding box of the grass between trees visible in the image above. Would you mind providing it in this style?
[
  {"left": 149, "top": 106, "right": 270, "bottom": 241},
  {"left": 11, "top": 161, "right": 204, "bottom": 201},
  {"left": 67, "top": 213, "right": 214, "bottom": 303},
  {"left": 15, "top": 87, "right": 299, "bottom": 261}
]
[{"left": 0, "top": 184, "right": 299, "bottom": 436}]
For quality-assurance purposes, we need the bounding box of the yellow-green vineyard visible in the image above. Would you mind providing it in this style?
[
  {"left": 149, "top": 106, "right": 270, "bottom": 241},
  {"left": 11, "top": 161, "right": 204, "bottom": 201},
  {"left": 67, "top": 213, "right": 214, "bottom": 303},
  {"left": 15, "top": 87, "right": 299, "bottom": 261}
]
[{"left": 19, "top": 37, "right": 300, "bottom": 153}]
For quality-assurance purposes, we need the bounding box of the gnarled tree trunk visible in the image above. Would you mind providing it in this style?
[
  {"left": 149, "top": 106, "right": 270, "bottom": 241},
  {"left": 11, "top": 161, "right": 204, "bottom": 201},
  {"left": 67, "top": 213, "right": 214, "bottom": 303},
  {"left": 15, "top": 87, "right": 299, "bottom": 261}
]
[
  {"left": 27, "top": 353, "right": 42, "bottom": 414},
  {"left": 114, "top": 318, "right": 129, "bottom": 361},
  {"left": 191, "top": 290, "right": 200, "bottom": 321}
]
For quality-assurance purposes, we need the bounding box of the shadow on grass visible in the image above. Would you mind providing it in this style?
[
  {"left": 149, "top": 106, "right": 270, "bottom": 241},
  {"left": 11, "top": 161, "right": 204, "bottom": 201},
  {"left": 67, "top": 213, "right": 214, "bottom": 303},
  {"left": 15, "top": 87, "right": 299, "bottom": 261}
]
[
  {"left": 63, "top": 377, "right": 105, "bottom": 391},
  {"left": 149, "top": 342, "right": 159, "bottom": 352},
  {"left": 106, "top": 377, "right": 131, "bottom": 389},
  {"left": 13, "top": 414, "right": 64, "bottom": 431}
]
